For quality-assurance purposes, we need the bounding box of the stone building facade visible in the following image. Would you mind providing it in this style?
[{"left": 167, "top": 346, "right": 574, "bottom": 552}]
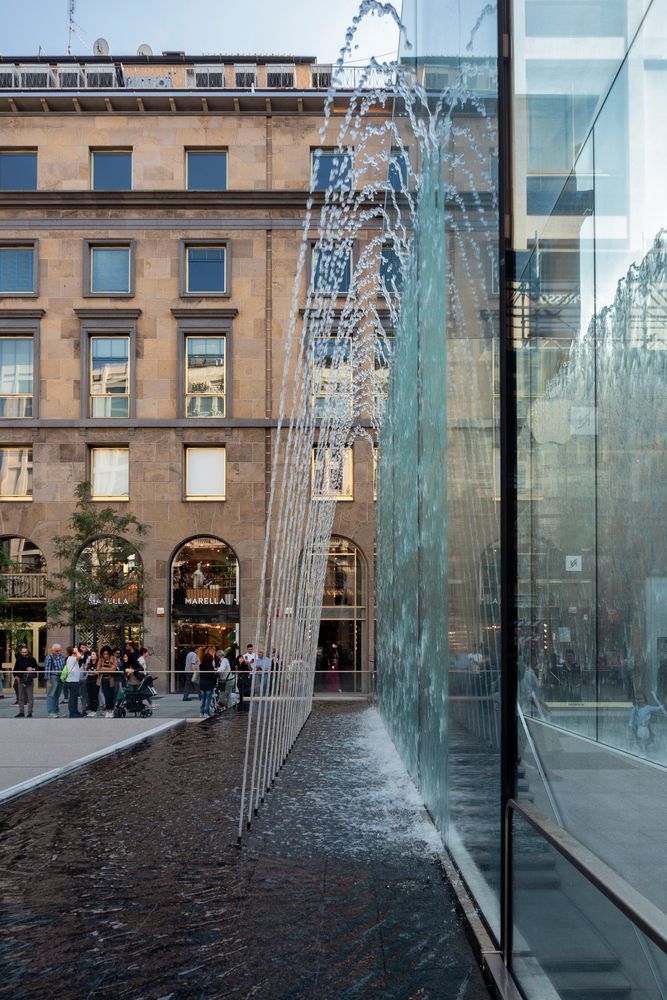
[{"left": 0, "top": 54, "right": 390, "bottom": 691}]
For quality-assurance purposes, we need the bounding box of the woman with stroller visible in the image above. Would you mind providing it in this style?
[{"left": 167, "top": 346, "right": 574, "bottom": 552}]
[{"left": 198, "top": 649, "right": 217, "bottom": 717}]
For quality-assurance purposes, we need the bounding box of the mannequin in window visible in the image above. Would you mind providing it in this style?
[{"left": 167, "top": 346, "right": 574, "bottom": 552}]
[{"left": 192, "top": 562, "right": 205, "bottom": 589}]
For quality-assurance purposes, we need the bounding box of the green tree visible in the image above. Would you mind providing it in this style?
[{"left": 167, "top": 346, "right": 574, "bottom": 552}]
[
  {"left": 46, "top": 482, "right": 149, "bottom": 649},
  {"left": 0, "top": 545, "right": 33, "bottom": 666}
]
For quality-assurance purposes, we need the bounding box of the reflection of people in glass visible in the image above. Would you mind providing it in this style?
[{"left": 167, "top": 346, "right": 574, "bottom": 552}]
[
  {"left": 192, "top": 562, "right": 205, "bottom": 588},
  {"left": 628, "top": 692, "right": 665, "bottom": 755}
]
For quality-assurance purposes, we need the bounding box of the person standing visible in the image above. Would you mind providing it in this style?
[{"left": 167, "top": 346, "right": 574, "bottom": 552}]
[
  {"left": 255, "top": 647, "right": 271, "bottom": 695},
  {"left": 62, "top": 647, "right": 83, "bottom": 718},
  {"left": 236, "top": 654, "right": 252, "bottom": 712},
  {"left": 44, "top": 643, "right": 65, "bottom": 719},
  {"left": 98, "top": 645, "right": 118, "bottom": 718},
  {"left": 198, "top": 650, "right": 216, "bottom": 716},
  {"left": 85, "top": 650, "right": 100, "bottom": 716},
  {"left": 182, "top": 646, "right": 200, "bottom": 701},
  {"left": 14, "top": 644, "right": 39, "bottom": 718}
]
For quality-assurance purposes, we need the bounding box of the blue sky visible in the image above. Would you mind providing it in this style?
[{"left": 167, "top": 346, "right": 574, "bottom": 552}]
[{"left": 4, "top": 0, "right": 401, "bottom": 64}]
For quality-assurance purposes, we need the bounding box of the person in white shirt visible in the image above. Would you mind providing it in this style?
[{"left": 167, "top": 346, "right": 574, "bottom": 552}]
[
  {"left": 254, "top": 647, "right": 272, "bottom": 695},
  {"left": 63, "top": 647, "right": 83, "bottom": 718}
]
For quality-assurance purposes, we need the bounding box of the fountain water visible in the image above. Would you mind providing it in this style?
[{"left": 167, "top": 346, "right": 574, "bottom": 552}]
[{"left": 237, "top": 0, "right": 500, "bottom": 843}]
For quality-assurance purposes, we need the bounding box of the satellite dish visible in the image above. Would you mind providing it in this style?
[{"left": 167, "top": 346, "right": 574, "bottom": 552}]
[
  {"left": 137, "top": 43, "right": 153, "bottom": 57},
  {"left": 93, "top": 37, "right": 110, "bottom": 56}
]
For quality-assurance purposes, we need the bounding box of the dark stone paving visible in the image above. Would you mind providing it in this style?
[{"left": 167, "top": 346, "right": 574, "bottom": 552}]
[{"left": 0, "top": 702, "right": 490, "bottom": 1000}]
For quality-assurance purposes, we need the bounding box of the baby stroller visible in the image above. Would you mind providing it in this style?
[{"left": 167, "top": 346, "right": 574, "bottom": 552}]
[
  {"left": 114, "top": 674, "right": 156, "bottom": 718},
  {"left": 210, "top": 671, "right": 239, "bottom": 716}
]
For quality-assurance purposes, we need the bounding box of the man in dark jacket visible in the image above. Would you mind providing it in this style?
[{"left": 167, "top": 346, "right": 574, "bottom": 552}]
[{"left": 15, "top": 644, "right": 39, "bottom": 718}]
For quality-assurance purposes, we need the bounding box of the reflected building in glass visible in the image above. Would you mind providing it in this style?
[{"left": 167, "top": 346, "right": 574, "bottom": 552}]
[{"left": 376, "top": 0, "right": 667, "bottom": 996}]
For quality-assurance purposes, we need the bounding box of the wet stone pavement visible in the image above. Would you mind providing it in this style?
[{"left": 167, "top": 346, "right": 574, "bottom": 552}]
[{"left": 0, "top": 702, "right": 490, "bottom": 1000}]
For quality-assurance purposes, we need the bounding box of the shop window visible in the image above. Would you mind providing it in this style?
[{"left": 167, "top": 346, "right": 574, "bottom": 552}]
[
  {"left": 0, "top": 244, "right": 36, "bottom": 296},
  {"left": 0, "top": 336, "right": 33, "bottom": 417},
  {"left": 0, "top": 151, "right": 37, "bottom": 190},
  {"left": 186, "top": 150, "right": 228, "bottom": 191},
  {"left": 185, "top": 447, "right": 226, "bottom": 500},
  {"left": 91, "top": 150, "right": 132, "bottom": 191},
  {"left": 312, "top": 446, "right": 353, "bottom": 500},
  {"left": 90, "top": 447, "right": 129, "bottom": 499},
  {"left": 0, "top": 447, "right": 32, "bottom": 499}
]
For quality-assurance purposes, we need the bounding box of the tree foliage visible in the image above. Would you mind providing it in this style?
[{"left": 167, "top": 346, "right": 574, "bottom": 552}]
[{"left": 46, "top": 482, "right": 149, "bottom": 639}]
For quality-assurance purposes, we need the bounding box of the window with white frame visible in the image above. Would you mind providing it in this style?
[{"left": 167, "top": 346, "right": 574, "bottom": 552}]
[
  {"left": 0, "top": 337, "right": 33, "bottom": 417},
  {"left": 90, "top": 447, "right": 129, "bottom": 499},
  {"left": 185, "top": 335, "right": 226, "bottom": 417},
  {"left": 0, "top": 244, "right": 36, "bottom": 295},
  {"left": 312, "top": 446, "right": 353, "bottom": 500},
  {"left": 183, "top": 243, "right": 229, "bottom": 295},
  {"left": 89, "top": 336, "right": 130, "bottom": 417},
  {"left": 312, "top": 336, "right": 352, "bottom": 417},
  {"left": 0, "top": 447, "right": 32, "bottom": 499},
  {"left": 185, "top": 447, "right": 226, "bottom": 500},
  {"left": 87, "top": 244, "right": 133, "bottom": 295}
]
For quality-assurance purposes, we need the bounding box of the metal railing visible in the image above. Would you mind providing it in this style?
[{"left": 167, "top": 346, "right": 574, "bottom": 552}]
[{"left": 0, "top": 572, "right": 46, "bottom": 599}]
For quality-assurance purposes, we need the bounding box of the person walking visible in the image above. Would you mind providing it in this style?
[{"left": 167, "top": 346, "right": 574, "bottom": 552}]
[
  {"left": 14, "top": 644, "right": 39, "bottom": 718},
  {"left": 44, "top": 643, "right": 65, "bottom": 718},
  {"left": 198, "top": 650, "right": 217, "bottom": 716},
  {"left": 62, "top": 647, "right": 83, "bottom": 718}
]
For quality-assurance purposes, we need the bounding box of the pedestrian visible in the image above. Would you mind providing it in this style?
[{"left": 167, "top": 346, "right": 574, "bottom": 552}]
[
  {"left": 182, "top": 645, "right": 200, "bottom": 701},
  {"left": 85, "top": 649, "right": 100, "bottom": 716},
  {"left": 325, "top": 643, "right": 342, "bottom": 693},
  {"left": 14, "top": 644, "right": 39, "bottom": 718},
  {"left": 236, "top": 653, "right": 252, "bottom": 711},
  {"left": 199, "top": 649, "right": 216, "bottom": 716},
  {"left": 98, "top": 644, "right": 118, "bottom": 717},
  {"left": 255, "top": 646, "right": 272, "bottom": 695},
  {"left": 77, "top": 643, "right": 91, "bottom": 714},
  {"left": 43, "top": 643, "right": 65, "bottom": 718},
  {"left": 243, "top": 643, "right": 256, "bottom": 668},
  {"left": 62, "top": 646, "right": 83, "bottom": 718}
]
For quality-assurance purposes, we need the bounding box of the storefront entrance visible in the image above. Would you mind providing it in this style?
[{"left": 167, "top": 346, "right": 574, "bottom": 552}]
[
  {"left": 315, "top": 537, "right": 367, "bottom": 693},
  {"left": 170, "top": 536, "right": 240, "bottom": 692}
]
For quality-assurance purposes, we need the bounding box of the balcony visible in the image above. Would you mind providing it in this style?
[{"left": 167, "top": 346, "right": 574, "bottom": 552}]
[{"left": 1, "top": 572, "right": 46, "bottom": 600}]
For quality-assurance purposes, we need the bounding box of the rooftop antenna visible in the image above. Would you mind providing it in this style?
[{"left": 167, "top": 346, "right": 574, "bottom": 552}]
[{"left": 67, "top": 0, "right": 75, "bottom": 55}]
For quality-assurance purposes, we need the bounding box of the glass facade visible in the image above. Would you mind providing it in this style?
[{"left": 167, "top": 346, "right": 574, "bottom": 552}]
[{"left": 375, "top": 0, "right": 667, "bottom": 994}]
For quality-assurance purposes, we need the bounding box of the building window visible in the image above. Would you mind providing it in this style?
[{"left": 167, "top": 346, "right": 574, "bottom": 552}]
[
  {"left": 90, "top": 447, "right": 129, "bottom": 499},
  {"left": 185, "top": 447, "right": 226, "bottom": 500},
  {"left": 311, "top": 244, "right": 352, "bottom": 295},
  {"left": 312, "top": 446, "right": 353, "bottom": 500},
  {"left": 181, "top": 242, "right": 229, "bottom": 296},
  {"left": 374, "top": 333, "right": 394, "bottom": 413},
  {"left": 311, "top": 149, "right": 353, "bottom": 191},
  {"left": 0, "top": 244, "right": 36, "bottom": 296},
  {"left": 91, "top": 150, "right": 132, "bottom": 191},
  {"left": 89, "top": 336, "right": 130, "bottom": 418},
  {"left": 388, "top": 147, "right": 408, "bottom": 192},
  {"left": 312, "top": 336, "right": 352, "bottom": 417},
  {"left": 85, "top": 243, "right": 134, "bottom": 296},
  {"left": 380, "top": 246, "right": 403, "bottom": 294},
  {"left": 185, "top": 336, "right": 226, "bottom": 417},
  {"left": 0, "top": 447, "right": 32, "bottom": 499},
  {"left": 186, "top": 150, "right": 228, "bottom": 191},
  {"left": 0, "top": 151, "right": 37, "bottom": 190},
  {"left": 0, "top": 337, "right": 33, "bottom": 417}
]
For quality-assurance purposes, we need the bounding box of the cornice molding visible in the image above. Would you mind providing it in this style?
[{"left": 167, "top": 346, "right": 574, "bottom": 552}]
[
  {"left": 74, "top": 308, "right": 142, "bottom": 319},
  {"left": 171, "top": 308, "right": 239, "bottom": 319}
]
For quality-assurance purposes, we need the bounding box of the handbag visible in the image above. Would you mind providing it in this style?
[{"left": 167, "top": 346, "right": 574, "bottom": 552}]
[{"left": 192, "top": 670, "right": 200, "bottom": 684}]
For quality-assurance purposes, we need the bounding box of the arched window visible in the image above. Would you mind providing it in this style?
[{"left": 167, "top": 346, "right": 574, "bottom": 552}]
[{"left": 74, "top": 536, "right": 144, "bottom": 649}]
